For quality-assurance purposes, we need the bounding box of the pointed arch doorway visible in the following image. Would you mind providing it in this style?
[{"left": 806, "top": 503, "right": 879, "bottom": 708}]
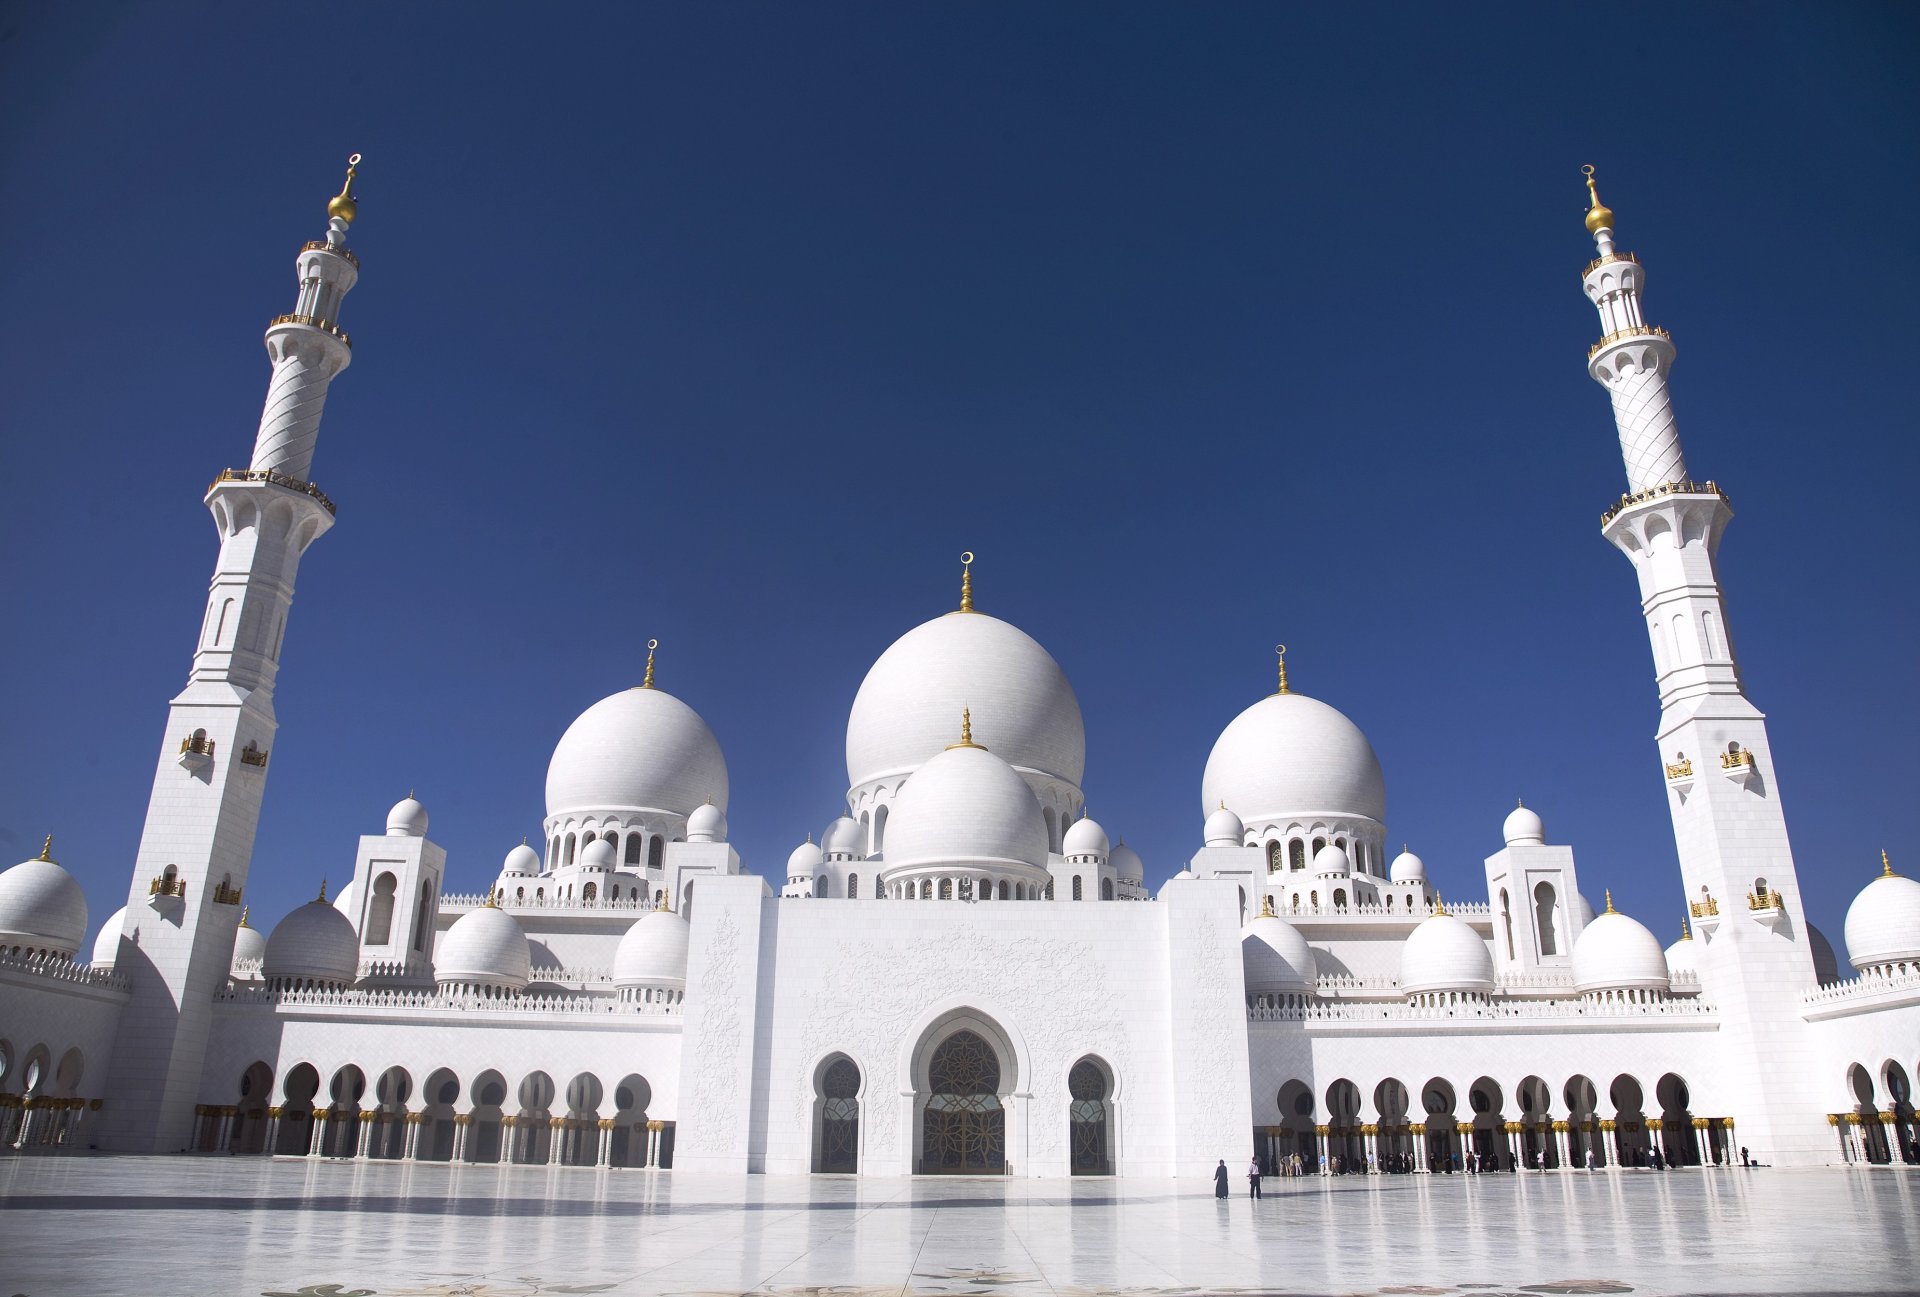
[{"left": 920, "top": 1029, "right": 1006, "bottom": 1174}]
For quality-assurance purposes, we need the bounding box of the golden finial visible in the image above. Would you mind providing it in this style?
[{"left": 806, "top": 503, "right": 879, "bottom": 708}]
[
  {"left": 1434, "top": 893, "right": 1448, "bottom": 916},
  {"left": 328, "top": 153, "right": 362, "bottom": 225},
  {"left": 657, "top": 890, "right": 671, "bottom": 912},
  {"left": 959, "top": 552, "right": 976, "bottom": 613},
  {"left": 37, "top": 835, "right": 54, "bottom": 862},
  {"left": 1582, "top": 164, "right": 1615, "bottom": 236},
  {"left": 1260, "top": 894, "right": 1276, "bottom": 918},
  {"left": 240, "top": 905, "right": 252, "bottom": 928},
  {"left": 642, "top": 638, "right": 658, "bottom": 689},
  {"left": 1884, "top": 849, "right": 1896, "bottom": 878},
  {"left": 1680, "top": 915, "right": 1691, "bottom": 941},
  {"left": 484, "top": 887, "right": 497, "bottom": 909},
  {"left": 1604, "top": 888, "right": 1616, "bottom": 914},
  {"left": 317, "top": 878, "right": 329, "bottom": 903},
  {"left": 1274, "top": 644, "right": 1290, "bottom": 696},
  {"left": 947, "top": 706, "right": 984, "bottom": 750}
]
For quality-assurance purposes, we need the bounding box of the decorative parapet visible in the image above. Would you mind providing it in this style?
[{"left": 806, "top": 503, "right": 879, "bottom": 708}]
[
  {"left": 0, "top": 949, "right": 128, "bottom": 994},
  {"left": 1802, "top": 964, "right": 1920, "bottom": 1020},
  {"left": 1587, "top": 323, "right": 1672, "bottom": 360},
  {"left": 1600, "top": 478, "right": 1727, "bottom": 528},
  {"left": 213, "top": 983, "right": 678, "bottom": 1017},
  {"left": 268, "top": 312, "right": 351, "bottom": 346},
  {"left": 208, "top": 468, "right": 337, "bottom": 516},
  {"left": 1277, "top": 899, "right": 1492, "bottom": 920},
  {"left": 442, "top": 891, "right": 659, "bottom": 915},
  {"left": 1313, "top": 974, "right": 1403, "bottom": 997},
  {"left": 300, "top": 239, "right": 360, "bottom": 269},
  {"left": 1248, "top": 993, "right": 1715, "bottom": 1024}
]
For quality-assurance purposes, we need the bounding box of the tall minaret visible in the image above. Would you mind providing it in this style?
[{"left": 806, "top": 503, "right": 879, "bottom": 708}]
[
  {"left": 98, "top": 157, "right": 364, "bottom": 1152},
  {"left": 1582, "top": 168, "right": 1827, "bottom": 1165}
]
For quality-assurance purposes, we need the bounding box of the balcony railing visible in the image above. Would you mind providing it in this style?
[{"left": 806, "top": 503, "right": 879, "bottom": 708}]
[
  {"left": 268, "top": 312, "right": 351, "bottom": 347},
  {"left": 1721, "top": 749, "right": 1756, "bottom": 771},
  {"left": 1600, "top": 478, "right": 1728, "bottom": 527},
  {"left": 1583, "top": 250, "right": 1640, "bottom": 276},
  {"left": 1587, "top": 323, "right": 1672, "bottom": 359},
  {"left": 1748, "top": 887, "right": 1783, "bottom": 911},
  {"left": 299, "top": 239, "right": 360, "bottom": 269},
  {"left": 148, "top": 875, "right": 186, "bottom": 899},
  {"left": 1689, "top": 896, "right": 1720, "bottom": 919},
  {"left": 208, "top": 468, "right": 337, "bottom": 516},
  {"left": 179, "top": 734, "right": 215, "bottom": 757},
  {"left": 239, "top": 743, "right": 270, "bottom": 768},
  {"left": 1665, "top": 759, "right": 1694, "bottom": 780}
]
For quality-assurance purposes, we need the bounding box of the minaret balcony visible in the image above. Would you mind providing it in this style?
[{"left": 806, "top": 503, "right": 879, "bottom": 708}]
[
  {"left": 1747, "top": 886, "right": 1787, "bottom": 931},
  {"left": 1583, "top": 250, "right": 1640, "bottom": 277},
  {"left": 1587, "top": 323, "right": 1670, "bottom": 360},
  {"left": 1664, "top": 756, "right": 1695, "bottom": 799},
  {"left": 1599, "top": 478, "right": 1727, "bottom": 528},
  {"left": 207, "top": 468, "right": 337, "bottom": 517},
  {"left": 1720, "top": 746, "right": 1758, "bottom": 788},
  {"left": 178, "top": 732, "right": 215, "bottom": 771},
  {"left": 299, "top": 240, "right": 360, "bottom": 270},
  {"left": 239, "top": 742, "right": 270, "bottom": 769},
  {"left": 1688, "top": 894, "right": 1722, "bottom": 936},
  {"left": 268, "top": 312, "right": 352, "bottom": 348},
  {"left": 147, "top": 873, "right": 187, "bottom": 902}
]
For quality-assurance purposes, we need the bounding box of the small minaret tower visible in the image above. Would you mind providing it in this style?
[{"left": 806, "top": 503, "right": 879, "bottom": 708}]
[
  {"left": 98, "top": 157, "right": 365, "bottom": 1152},
  {"left": 1581, "top": 168, "right": 1826, "bottom": 1164}
]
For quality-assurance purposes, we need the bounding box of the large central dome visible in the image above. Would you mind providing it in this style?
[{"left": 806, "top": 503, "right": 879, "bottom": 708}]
[
  {"left": 847, "top": 611, "right": 1084, "bottom": 792},
  {"left": 1201, "top": 691, "right": 1386, "bottom": 824},
  {"left": 547, "top": 686, "right": 729, "bottom": 818}
]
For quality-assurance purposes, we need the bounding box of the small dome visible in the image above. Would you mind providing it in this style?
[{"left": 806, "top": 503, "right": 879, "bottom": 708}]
[
  {"left": 1503, "top": 802, "right": 1545, "bottom": 847},
  {"left": 546, "top": 686, "right": 730, "bottom": 820},
  {"left": 1664, "top": 927, "right": 1695, "bottom": 981},
  {"left": 1807, "top": 922, "right": 1841, "bottom": 985},
  {"left": 613, "top": 909, "right": 692, "bottom": 989},
  {"left": 1312, "top": 844, "right": 1352, "bottom": 877},
  {"left": 1400, "top": 912, "right": 1495, "bottom": 995},
  {"left": 1389, "top": 849, "right": 1426, "bottom": 883},
  {"left": 1063, "top": 815, "right": 1109, "bottom": 859},
  {"left": 90, "top": 906, "right": 127, "bottom": 970},
  {"left": 687, "top": 802, "right": 728, "bottom": 844},
  {"left": 580, "top": 838, "right": 617, "bottom": 872},
  {"left": 264, "top": 898, "right": 360, "bottom": 985},
  {"left": 435, "top": 905, "right": 531, "bottom": 990},
  {"left": 1203, "top": 805, "right": 1244, "bottom": 848},
  {"left": 1110, "top": 841, "right": 1144, "bottom": 883},
  {"left": 1571, "top": 907, "right": 1670, "bottom": 993},
  {"left": 500, "top": 843, "right": 541, "bottom": 877},
  {"left": 231, "top": 914, "right": 266, "bottom": 980},
  {"left": 787, "top": 838, "right": 823, "bottom": 876},
  {"left": 1242, "top": 914, "right": 1317, "bottom": 992},
  {"left": 1202, "top": 691, "right": 1386, "bottom": 826},
  {"left": 1844, "top": 865, "right": 1920, "bottom": 969},
  {"left": 822, "top": 816, "right": 866, "bottom": 859},
  {"left": 883, "top": 743, "right": 1049, "bottom": 873},
  {"left": 386, "top": 796, "right": 429, "bottom": 837},
  {"left": 0, "top": 849, "right": 88, "bottom": 957}
]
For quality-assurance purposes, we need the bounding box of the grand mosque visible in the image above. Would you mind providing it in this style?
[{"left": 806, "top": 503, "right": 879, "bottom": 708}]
[{"left": 1, "top": 160, "right": 1915, "bottom": 1179}]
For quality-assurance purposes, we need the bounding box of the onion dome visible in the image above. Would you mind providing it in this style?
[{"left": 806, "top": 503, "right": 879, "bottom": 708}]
[
  {"left": 1312, "top": 844, "right": 1352, "bottom": 877},
  {"left": 1664, "top": 920, "right": 1695, "bottom": 981},
  {"left": 90, "top": 905, "right": 127, "bottom": 970},
  {"left": 1063, "top": 814, "right": 1110, "bottom": 860},
  {"left": 1389, "top": 847, "right": 1426, "bottom": 883},
  {"left": 1844, "top": 853, "right": 1920, "bottom": 970},
  {"left": 230, "top": 908, "right": 266, "bottom": 980},
  {"left": 883, "top": 739, "right": 1049, "bottom": 873},
  {"left": 1202, "top": 690, "right": 1386, "bottom": 826},
  {"left": 786, "top": 837, "right": 822, "bottom": 880},
  {"left": 0, "top": 839, "right": 88, "bottom": 958},
  {"left": 687, "top": 801, "right": 728, "bottom": 844},
  {"left": 1242, "top": 913, "right": 1318, "bottom": 992},
  {"left": 1400, "top": 908, "right": 1495, "bottom": 996},
  {"left": 822, "top": 815, "right": 866, "bottom": 860},
  {"left": 1571, "top": 894, "right": 1670, "bottom": 993},
  {"left": 1806, "top": 922, "right": 1841, "bottom": 985},
  {"left": 846, "top": 602, "right": 1085, "bottom": 794},
  {"left": 546, "top": 684, "right": 730, "bottom": 820},
  {"left": 1503, "top": 801, "right": 1545, "bottom": 847},
  {"left": 1203, "top": 804, "right": 1245, "bottom": 848},
  {"left": 580, "top": 838, "right": 617, "bottom": 872},
  {"left": 1110, "top": 841, "right": 1144, "bottom": 883},
  {"left": 613, "top": 908, "right": 692, "bottom": 989},
  {"left": 264, "top": 888, "right": 360, "bottom": 985},
  {"left": 500, "top": 843, "right": 541, "bottom": 877},
  {"left": 386, "top": 795, "right": 429, "bottom": 838},
  {"left": 435, "top": 902, "right": 531, "bottom": 990}
]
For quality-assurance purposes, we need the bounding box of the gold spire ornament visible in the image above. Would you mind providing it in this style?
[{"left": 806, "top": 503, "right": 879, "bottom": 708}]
[
  {"left": 959, "top": 552, "right": 976, "bottom": 613},
  {"left": 484, "top": 887, "right": 498, "bottom": 909},
  {"left": 946, "top": 706, "right": 984, "bottom": 750},
  {"left": 1680, "top": 915, "right": 1691, "bottom": 941},
  {"left": 317, "top": 879, "right": 329, "bottom": 903},
  {"left": 37, "top": 835, "right": 54, "bottom": 862},
  {"left": 1884, "top": 849, "right": 1897, "bottom": 878},
  {"left": 1605, "top": 888, "right": 1617, "bottom": 914},
  {"left": 240, "top": 905, "right": 252, "bottom": 928},
  {"left": 1434, "top": 893, "right": 1448, "bottom": 916},
  {"left": 1582, "top": 164, "right": 1615, "bottom": 236},
  {"left": 328, "top": 153, "right": 362, "bottom": 225},
  {"left": 1274, "top": 644, "right": 1290, "bottom": 696},
  {"left": 642, "top": 639, "right": 658, "bottom": 689},
  {"left": 1260, "top": 894, "right": 1276, "bottom": 919}
]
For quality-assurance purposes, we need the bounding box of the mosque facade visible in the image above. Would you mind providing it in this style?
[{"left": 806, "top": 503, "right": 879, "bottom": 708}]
[{"left": 2, "top": 162, "right": 1917, "bottom": 1177}]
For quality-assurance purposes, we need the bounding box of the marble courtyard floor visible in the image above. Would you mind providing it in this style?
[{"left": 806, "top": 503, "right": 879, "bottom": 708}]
[{"left": 0, "top": 1158, "right": 1913, "bottom": 1297}]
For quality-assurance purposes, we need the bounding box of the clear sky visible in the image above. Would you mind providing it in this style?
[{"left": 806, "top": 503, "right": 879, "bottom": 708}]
[{"left": 2, "top": 2, "right": 1916, "bottom": 957}]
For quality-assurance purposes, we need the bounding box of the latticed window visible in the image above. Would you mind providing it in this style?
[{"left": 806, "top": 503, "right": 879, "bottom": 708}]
[
  {"left": 847, "top": 873, "right": 859, "bottom": 899},
  {"left": 1069, "top": 1059, "right": 1110, "bottom": 1175},
  {"left": 923, "top": 1031, "right": 1004, "bottom": 1173},
  {"left": 1290, "top": 839, "right": 1307, "bottom": 871},
  {"left": 939, "top": 878, "right": 953, "bottom": 900},
  {"left": 818, "top": 1057, "right": 860, "bottom": 1173}
]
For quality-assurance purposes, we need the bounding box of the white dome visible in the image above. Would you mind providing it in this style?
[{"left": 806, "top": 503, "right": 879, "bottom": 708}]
[
  {"left": 1400, "top": 912, "right": 1495, "bottom": 995},
  {"left": 1110, "top": 841, "right": 1144, "bottom": 883},
  {"left": 0, "top": 851, "right": 88, "bottom": 957},
  {"left": 1664, "top": 929, "right": 1695, "bottom": 981},
  {"left": 546, "top": 686, "right": 729, "bottom": 819},
  {"left": 435, "top": 905, "right": 531, "bottom": 990},
  {"left": 613, "top": 909, "right": 691, "bottom": 989},
  {"left": 1571, "top": 908, "right": 1670, "bottom": 993},
  {"left": 1389, "top": 849, "right": 1426, "bottom": 883},
  {"left": 884, "top": 742, "right": 1050, "bottom": 873},
  {"left": 580, "top": 838, "right": 617, "bottom": 871},
  {"left": 500, "top": 843, "right": 541, "bottom": 877},
  {"left": 1503, "top": 802, "right": 1545, "bottom": 846},
  {"left": 264, "top": 899, "right": 360, "bottom": 985},
  {"left": 386, "top": 796, "right": 429, "bottom": 837},
  {"left": 687, "top": 801, "right": 728, "bottom": 844},
  {"left": 1201, "top": 692, "right": 1385, "bottom": 825},
  {"left": 1844, "top": 866, "right": 1920, "bottom": 969},
  {"left": 787, "top": 839, "right": 822, "bottom": 877},
  {"left": 1312, "top": 844, "right": 1352, "bottom": 877},
  {"left": 231, "top": 915, "right": 266, "bottom": 980},
  {"left": 823, "top": 816, "right": 866, "bottom": 859},
  {"left": 90, "top": 906, "right": 127, "bottom": 970},
  {"left": 1203, "top": 805, "right": 1245, "bottom": 848},
  {"left": 1063, "top": 815, "right": 1109, "bottom": 859},
  {"left": 1242, "top": 914, "right": 1317, "bottom": 992},
  {"left": 847, "top": 611, "right": 1084, "bottom": 792}
]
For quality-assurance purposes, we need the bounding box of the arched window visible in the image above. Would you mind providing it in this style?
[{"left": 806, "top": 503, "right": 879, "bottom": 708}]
[
  {"left": 1499, "top": 888, "right": 1514, "bottom": 960},
  {"left": 847, "top": 873, "right": 859, "bottom": 899},
  {"left": 515, "top": 887, "right": 525, "bottom": 902},
  {"left": 920, "top": 879, "right": 933, "bottom": 900},
  {"left": 959, "top": 878, "right": 973, "bottom": 901},
  {"left": 813, "top": 875, "right": 827, "bottom": 899},
  {"left": 1533, "top": 881, "right": 1559, "bottom": 956},
  {"left": 1266, "top": 841, "right": 1284, "bottom": 872},
  {"left": 624, "top": 832, "right": 644, "bottom": 866},
  {"left": 366, "top": 872, "right": 397, "bottom": 944},
  {"left": 938, "top": 878, "right": 953, "bottom": 900},
  {"left": 1072, "top": 876, "right": 1083, "bottom": 901},
  {"left": 563, "top": 833, "right": 577, "bottom": 865},
  {"left": 582, "top": 881, "right": 597, "bottom": 903},
  {"left": 1069, "top": 1058, "right": 1112, "bottom": 1175},
  {"left": 1333, "top": 888, "right": 1347, "bottom": 910},
  {"left": 817, "top": 1057, "right": 861, "bottom": 1173},
  {"left": 1310, "top": 890, "right": 1319, "bottom": 908},
  {"left": 549, "top": 839, "right": 560, "bottom": 869},
  {"left": 1290, "top": 839, "right": 1306, "bottom": 871},
  {"left": 872, "top": 805, "right": 889, "bottom": 853},
  {"left": 1044, "top": 807, "right": 1058, "bottom": 851},
  {"left": 1101, "top": 878, "right": 1113, "bottom": 900},
  {"left": 412, "top": 880, "right": 434, "bottom": 953},
  {"left": 998, "top": 880, "right": 1010, "bottom": 900},
  {"left": 1312, "top": 837, "right": 1326, "bottom": 856},
  {"left": 647, "top": 836, "right": 665, "bottom": 871}
]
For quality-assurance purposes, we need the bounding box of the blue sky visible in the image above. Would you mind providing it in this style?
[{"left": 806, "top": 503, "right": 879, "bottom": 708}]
[{"left": 2, "top": 2, "right": 1916, "bottom": 954}]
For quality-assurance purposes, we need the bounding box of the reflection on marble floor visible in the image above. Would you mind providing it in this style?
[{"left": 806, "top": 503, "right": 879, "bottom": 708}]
[{"left": 0, "top": 1158, "right": 1913, "bottom": 1296}]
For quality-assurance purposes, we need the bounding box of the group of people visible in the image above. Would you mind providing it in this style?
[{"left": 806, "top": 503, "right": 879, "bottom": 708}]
[{"left": 1217, "top": 1138, "right": 1718, "bottom": 1194}]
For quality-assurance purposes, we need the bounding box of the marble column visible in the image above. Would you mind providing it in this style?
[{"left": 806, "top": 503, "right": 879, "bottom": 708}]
[
  {"left": 216, "top": 1107, "right": 237, "bottom": 1153},
  {"left": 356, "top": 1111, "right": 377, "bottom": 1158},
  {"left": 549, "top": 1118, "right": 567, "bottom": 1165},
  {"left": 403, "top": 1113, "right": 422, "bottom": 1161},
  {"left": 596, "top": 1120, "right": 613, "bottom": 1168},
  {"left": 1411, "top": 1125, "right": 1428, "bottom": 1173},
  {"left": 264, "top": 1107, "right": 283, "bottom": 1156},
  {"left": 307, "top": 1110, "right": 327, "bottom": 1157},
  {"left": 451, "top": 1114, "right": 470, "bottom": 1163}
]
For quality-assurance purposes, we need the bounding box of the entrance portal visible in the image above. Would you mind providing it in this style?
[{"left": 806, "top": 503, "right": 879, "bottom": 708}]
[{"left": 921, "top": 1029, "right": 1005, "bottom": 1174}]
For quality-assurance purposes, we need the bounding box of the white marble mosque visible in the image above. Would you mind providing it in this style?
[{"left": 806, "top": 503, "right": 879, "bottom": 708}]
[{"left": 1, "top": 160, "right": 1917, "bottom": 1183}]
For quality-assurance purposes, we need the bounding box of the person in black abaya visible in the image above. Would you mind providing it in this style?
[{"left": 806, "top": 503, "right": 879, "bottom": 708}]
[{"left": 1214, "top": 1159, "right": 1230, "bottom": 1198}]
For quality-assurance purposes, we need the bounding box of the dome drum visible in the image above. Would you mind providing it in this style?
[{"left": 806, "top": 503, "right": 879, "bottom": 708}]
[{"left": 1245, "top": 820, "right": 1389, "bottom": 879}]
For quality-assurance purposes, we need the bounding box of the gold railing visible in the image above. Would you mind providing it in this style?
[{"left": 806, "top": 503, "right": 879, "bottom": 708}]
[
  {"left": 212, "top": 880, "right": 243, "bottom": 905},
  {"left": 1748, "top": 888, "right": 1783, "bottom": 911},
  {"left": 268, "top": 313, "right": 352, "bottom": 347},
  {"left": 299, "top": 239, "right": 360, "bottom": 269},
  {"left": 1665, "top": 759, "right": 1693, "bottom": 780},
  {"left": 1600, "top": 478, "right": 1728, "bottom": 527},
  {"left": 1689, "top": 896, "right": 1720, "bottom": 919},
  {"left": 239, "top": 743, "right": 270, "bottom": 768},
  {"left": 1588, "top": 323, "right": 1672, "bottom": 359},
  {"left": 179, "top": 734, "right": 216, "bottom": 757},
  {"left": 209, "top": 468, "right": 337, "bottom": 516},
  {"left": 1583, "top": 250, "right": 1640, "bottom": 276},
  {"left": 1721, "top": 749, "right": 1756, "bottom": 770},
  {"left": 148, "top": 875, "right": 186, "bottom": 899}
]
